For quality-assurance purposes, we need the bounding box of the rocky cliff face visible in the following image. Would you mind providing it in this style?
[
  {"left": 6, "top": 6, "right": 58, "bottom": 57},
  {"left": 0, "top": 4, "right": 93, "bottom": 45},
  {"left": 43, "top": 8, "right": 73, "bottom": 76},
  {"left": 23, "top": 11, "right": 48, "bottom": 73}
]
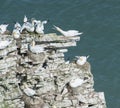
[{"left": 0, "top": 33, "right": 106, "bottom": 108}]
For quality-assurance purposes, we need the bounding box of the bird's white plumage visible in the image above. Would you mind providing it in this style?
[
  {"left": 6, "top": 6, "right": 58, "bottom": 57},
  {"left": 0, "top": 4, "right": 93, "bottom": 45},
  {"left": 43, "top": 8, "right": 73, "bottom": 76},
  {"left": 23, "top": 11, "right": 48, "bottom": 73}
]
[
  {"left": 35, "top": 20, "right": 47, "bottom": 34},
  {"left": 21, "top": 16, "right": 35, "bottom": 33},
  {"left": 76, "top": 56, "right": 89, "bottom": 65},
  {"left": 0, "top": 24, "right": 9, "bottom": 34},
  {"left": 23, "top": 88, "right": 36, "bottom": 97},
  {"left": 23, "top": 15, "right": 28, "bottom": 23},
  {"left": 12, "top": 22, "right": 21, "bottom": 39},
  {"left": 12, "top": 28, "right": 21, "bottom": 39},
  {"left": 53, "top": 25, "right": 83, "bottom": 36},
  {"left": 28, "top": 40, "right": 45, "bottom": 54},
  {"left": 69, "top": 78, "right": 84, "bottom": 88},
  {"left": 0, "top": 40, "right": 12, "bottom": 50},
  {"left": 14, "top": 22, "right": 21, "bottom": 30},
  {"left": 23, "top": 83, "right": 36, "bottom": 97}
]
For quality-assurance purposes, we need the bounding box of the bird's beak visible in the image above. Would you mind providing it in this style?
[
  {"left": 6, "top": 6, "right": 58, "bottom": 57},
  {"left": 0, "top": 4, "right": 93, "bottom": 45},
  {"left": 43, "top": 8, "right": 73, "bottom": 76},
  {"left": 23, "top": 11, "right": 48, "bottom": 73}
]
[
  {"left": 53, "top": 25, "right": 57, "bottom": 28},
  {"left": 87, "top": 55, "right": 89, "bottom": 59},
  {"left": 52, "top": 25, "right": 56, "bottom": 30}
]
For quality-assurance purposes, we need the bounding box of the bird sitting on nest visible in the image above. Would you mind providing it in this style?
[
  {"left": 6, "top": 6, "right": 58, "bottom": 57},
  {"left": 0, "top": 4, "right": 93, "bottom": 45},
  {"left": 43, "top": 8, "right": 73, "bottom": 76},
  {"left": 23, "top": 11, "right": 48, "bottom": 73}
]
[
  {"left": 28, "top": 40, "right": 45, "bottom": 54},
  {"left": 0, "top": 24, "right": 9, "bottom": 35},
  {"left": 53, "top": 25, "right": 83, "bottom": 36},
  {"left": 12, "top": 22, "right": 21, "bottom": 39},
  {"left": 0, "top": 40, "right": 12, "bottom": 50},
  {"left": 76, "top": 55, "right": 89, "bottom": 65}
]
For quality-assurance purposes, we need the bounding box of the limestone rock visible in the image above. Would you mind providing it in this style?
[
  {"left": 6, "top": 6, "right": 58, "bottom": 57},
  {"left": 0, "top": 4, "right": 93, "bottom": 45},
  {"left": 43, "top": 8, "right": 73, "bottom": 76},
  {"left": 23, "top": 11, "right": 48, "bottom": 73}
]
[{"left": 0, "top": 33, "right": 106, "bottom": 108}]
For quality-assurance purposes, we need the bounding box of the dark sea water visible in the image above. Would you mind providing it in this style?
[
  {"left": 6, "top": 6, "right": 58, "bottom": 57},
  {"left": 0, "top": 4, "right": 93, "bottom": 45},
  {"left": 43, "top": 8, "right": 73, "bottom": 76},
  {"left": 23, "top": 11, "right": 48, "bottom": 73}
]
[{"left": 0, "top": 0, "right": 120, "bottom": 107}]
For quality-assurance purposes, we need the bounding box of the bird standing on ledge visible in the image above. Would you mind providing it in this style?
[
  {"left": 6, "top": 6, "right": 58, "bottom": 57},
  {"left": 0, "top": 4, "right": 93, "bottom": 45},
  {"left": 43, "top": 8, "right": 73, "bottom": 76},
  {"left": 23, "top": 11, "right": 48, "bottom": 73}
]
[
  {"left": 76, "top": 55, "right": 89, "bottom": 65},
  {"left": 20, "top": 15, "right": 35, "bottom": 33},
  {"left": 53, "top": 25, "right": 83, "bottom": 36},
  {"left": 0, "top": 24, "right": 9, "bottom": 34}
]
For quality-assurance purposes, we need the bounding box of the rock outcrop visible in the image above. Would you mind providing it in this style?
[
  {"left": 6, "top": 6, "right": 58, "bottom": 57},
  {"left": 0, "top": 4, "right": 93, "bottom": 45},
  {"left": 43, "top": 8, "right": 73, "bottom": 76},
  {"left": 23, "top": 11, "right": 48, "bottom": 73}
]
[{"left": 0, "top": 33, "right": 106, "bottom": 108}]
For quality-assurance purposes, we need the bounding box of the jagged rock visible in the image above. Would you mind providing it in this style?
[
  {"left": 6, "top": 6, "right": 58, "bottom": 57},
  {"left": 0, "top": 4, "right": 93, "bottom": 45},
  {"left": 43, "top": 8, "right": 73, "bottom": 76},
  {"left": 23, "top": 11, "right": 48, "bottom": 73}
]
[{"left": 0, "top": 33, "right": 106, "bottom": 108}]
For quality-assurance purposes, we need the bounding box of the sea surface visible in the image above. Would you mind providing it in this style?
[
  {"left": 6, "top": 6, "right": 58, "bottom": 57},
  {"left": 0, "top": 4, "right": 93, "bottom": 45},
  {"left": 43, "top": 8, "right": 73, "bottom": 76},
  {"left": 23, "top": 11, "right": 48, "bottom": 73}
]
[{"left": 0, "top": 0, "right": 120, "bottom": 107}]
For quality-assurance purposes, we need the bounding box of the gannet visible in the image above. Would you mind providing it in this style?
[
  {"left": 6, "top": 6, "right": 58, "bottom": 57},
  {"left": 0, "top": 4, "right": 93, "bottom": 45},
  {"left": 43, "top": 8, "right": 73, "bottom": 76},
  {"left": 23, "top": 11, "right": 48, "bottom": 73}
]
[
  {"left": 35, "top": 20, "right": 47, "bottom": 34},
  {"left": 12, "top": 28, "right": 21, "bottom": 39},
  {"left": 20, "top": 16, "right": 35, "bottom": 33},
  {"left": 28, "top": 40, "right": 45, "bottom": 54},
  {"left": 69, "top": 78, "right": 84, "bottom": 88},
  {"left": 0, "top": 24, "right": 9, "bottom": 34},
  {"left": 23, "top": 15, "right": 27, "bottom": 23},
  {"left": 14, "top": 22, "right": 21, "bottom": 31},
  {"left": 0, "top": 40, "right": 12, "bottom": 50},
  {"left": 53, "top": 25, "right": 83, "bottom": 36},
  {"left": 76, "top": 55, "right": 89, "bottom": 65},
  {"left": 23, "top": 83, "right": 36, "bottom": 97}
]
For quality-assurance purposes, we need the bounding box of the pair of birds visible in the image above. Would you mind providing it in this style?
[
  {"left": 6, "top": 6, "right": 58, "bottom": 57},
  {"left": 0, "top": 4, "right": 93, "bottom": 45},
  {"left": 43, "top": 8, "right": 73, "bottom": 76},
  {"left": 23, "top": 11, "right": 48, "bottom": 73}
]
[
  {"left": 20, "top": 15, "right": 47, "bottom": 34},
  {"left": 12, "top": 15, "right": 48, "bottom": 39}
]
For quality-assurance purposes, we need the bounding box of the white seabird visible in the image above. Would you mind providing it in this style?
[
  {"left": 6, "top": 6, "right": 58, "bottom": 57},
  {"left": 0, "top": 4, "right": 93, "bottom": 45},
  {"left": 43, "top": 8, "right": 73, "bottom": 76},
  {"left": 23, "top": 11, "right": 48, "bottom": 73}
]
[
  {"left": 12, "top": 28, "right": 21, "bottom": 39},
  {"left": 23, "top": 83, "right": 36, "bottom": 97},
  {"left": 12, "top": 22, "right": 21, "bottom": 39},
  {"left": 53, "top": 25, "right": 83, "bottom": 36},
  {"left": 0, "top": 40, "right": 12, "bottom": 50},
  {"left": 28, "top": 40, "right": 45, "bottom": 54},
  {"left": 0, "top": 24, "right": 9, "bottom": 34},
  {"left": 35, "top": 20, "right": 47, "bottom": 34},
  {"left": 76, "top": 55, "right": 89, "bottom": 65},
  {"left": 14, "top": 22, "right": 21, "bottom": 31},
  {"left": 69, "top": 78, "right": 84, "bottom": 88},
  {"left": 23, "top": 15, "right": 27, "bottom": 23},
  {"left": 20, "top": 15, "right": 35, "bottom": 33}
]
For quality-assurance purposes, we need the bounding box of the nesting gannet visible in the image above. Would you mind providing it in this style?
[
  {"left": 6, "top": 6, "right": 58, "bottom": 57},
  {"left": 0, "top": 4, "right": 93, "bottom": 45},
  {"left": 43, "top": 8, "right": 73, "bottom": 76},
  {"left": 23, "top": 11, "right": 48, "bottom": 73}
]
[
  {"left": 20, "top": 16, "right": 35, "bottom": 33},
  {"left": 69, "top": 78, "right": 84, "bottom": 88},
  {"left": 14, "top": 22, "right": 21, "bottom": 31},
  {"left": 53, "top": 25, "right": 83, "bottom": 36},
  {"left": 12, "top": 22, "right": 21, "bottom": 39},
  {"left": 0, "top": 40, "right": 12, "bottom": 50},
  {"left": 28, "top": 40, "right": 45, "bottom": 54},
  {"left": 23, "top": 83, "right": 36, "bottom": 97},
  {"left": 0, "top": 24, "right": 9, "bottom": 34},
  {"left": 12, "top": 28, "right": 21, "bottom": 39},
  {"left": 35, "top": 20, "right": 47, "bottom": 34},
  {"left": 76, "top": 55, "right": 89, "bottom": 65}
]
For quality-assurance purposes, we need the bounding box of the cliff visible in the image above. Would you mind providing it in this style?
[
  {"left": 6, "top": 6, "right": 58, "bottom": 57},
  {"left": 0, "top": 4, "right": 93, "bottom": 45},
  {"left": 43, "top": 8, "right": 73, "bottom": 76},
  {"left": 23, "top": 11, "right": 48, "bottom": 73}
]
[{"left": 0, "top": 33, "right": 106, "bottom": 108}]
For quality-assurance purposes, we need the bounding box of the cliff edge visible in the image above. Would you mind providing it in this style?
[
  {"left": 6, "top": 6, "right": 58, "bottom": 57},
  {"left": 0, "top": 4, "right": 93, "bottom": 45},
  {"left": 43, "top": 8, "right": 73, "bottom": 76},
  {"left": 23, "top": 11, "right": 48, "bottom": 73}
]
[{"left": 0, "top": 33, "right": 106, "bottom": 108}]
